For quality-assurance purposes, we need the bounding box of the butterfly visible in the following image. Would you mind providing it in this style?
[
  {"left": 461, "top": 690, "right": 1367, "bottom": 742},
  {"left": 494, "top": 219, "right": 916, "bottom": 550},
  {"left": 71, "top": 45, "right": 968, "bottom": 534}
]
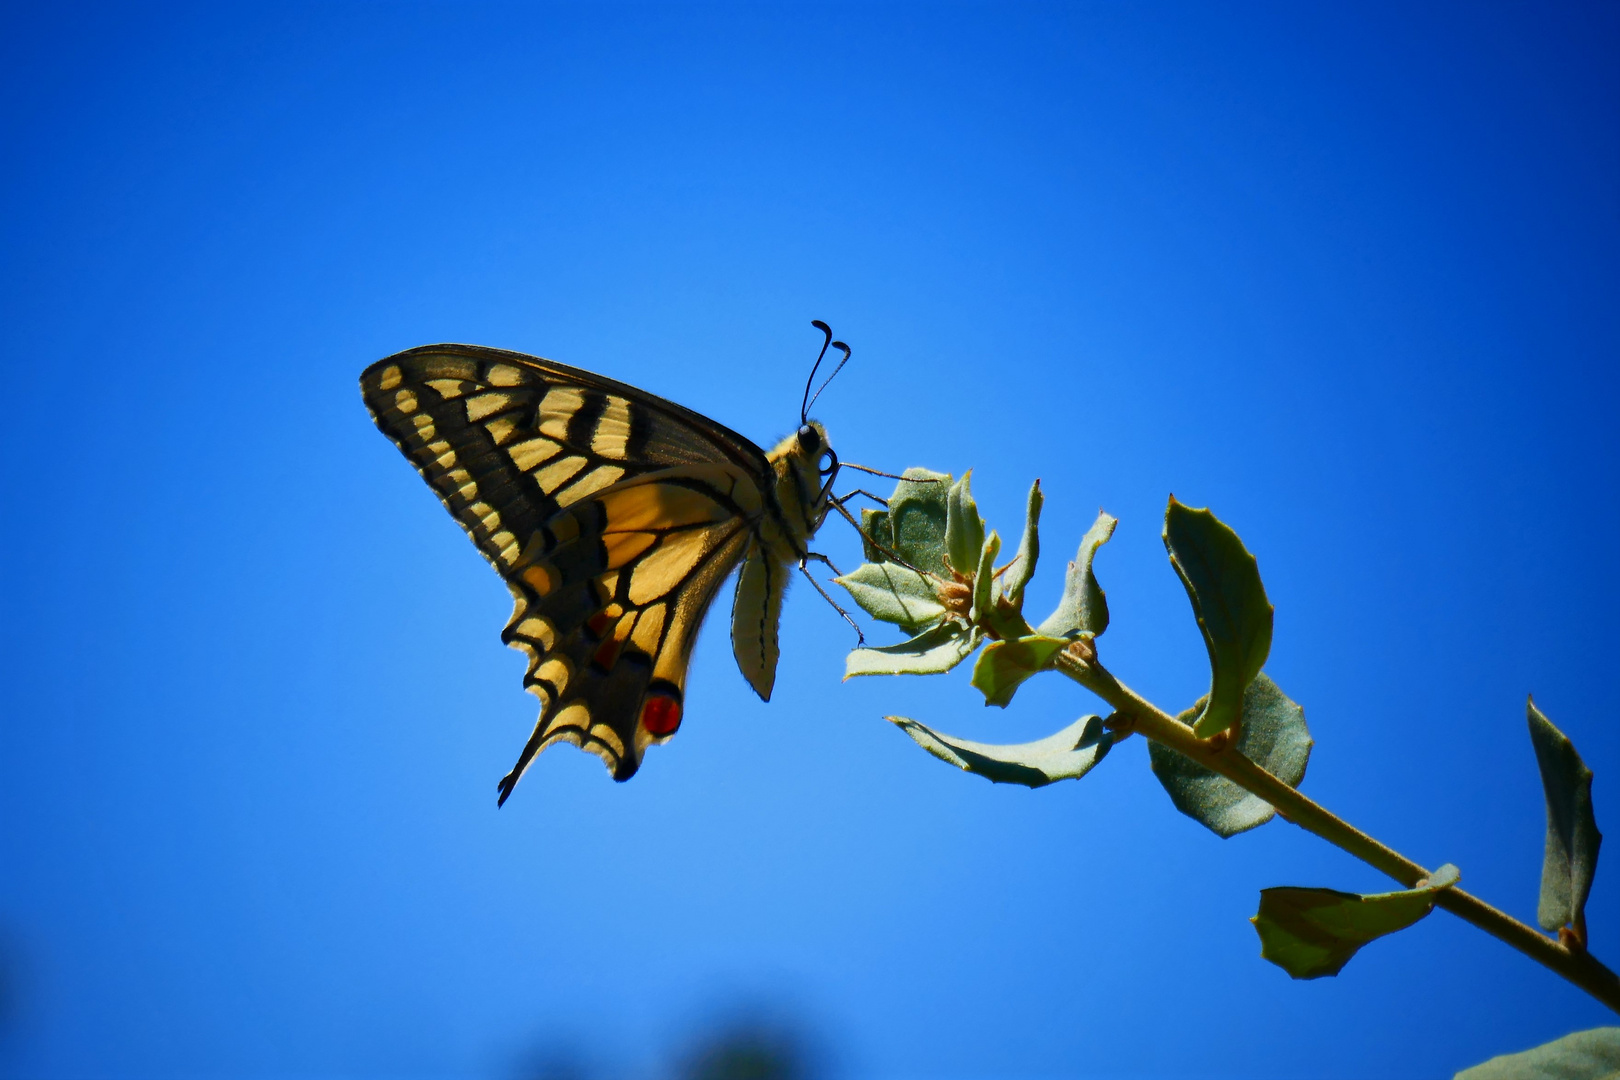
[{"left": 360, "top": 324, "right": 851, "bottom": 803}]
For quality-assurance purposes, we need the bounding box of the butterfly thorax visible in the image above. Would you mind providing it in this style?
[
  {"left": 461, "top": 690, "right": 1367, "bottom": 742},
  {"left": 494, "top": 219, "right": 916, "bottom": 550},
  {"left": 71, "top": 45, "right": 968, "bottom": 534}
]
[{"left": 761, "top": 419, "right": 832, "bottom": 557}]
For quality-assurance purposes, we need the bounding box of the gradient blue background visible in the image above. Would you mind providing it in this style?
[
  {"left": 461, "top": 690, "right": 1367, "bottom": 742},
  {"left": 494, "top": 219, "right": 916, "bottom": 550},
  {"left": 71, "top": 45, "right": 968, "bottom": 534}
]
[{"left": 2, "top": 3, "right": 1617, "bottom": 1077}]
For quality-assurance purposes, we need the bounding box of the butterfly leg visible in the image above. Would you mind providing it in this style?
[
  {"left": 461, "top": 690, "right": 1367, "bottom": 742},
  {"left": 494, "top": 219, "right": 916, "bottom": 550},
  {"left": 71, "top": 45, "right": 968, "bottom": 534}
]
[
  {"left": 832, "top": 488, "right": 890, "bottom": 508},
  {"left": 798, "top": 554, "right": 866, "bottom": 646}
]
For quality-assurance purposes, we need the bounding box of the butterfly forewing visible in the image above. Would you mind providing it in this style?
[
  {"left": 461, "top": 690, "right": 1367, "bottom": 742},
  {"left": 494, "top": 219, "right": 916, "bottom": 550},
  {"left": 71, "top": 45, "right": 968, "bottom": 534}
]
[{"left": 360, "top": 344, "right": 815, "bottom": 797}]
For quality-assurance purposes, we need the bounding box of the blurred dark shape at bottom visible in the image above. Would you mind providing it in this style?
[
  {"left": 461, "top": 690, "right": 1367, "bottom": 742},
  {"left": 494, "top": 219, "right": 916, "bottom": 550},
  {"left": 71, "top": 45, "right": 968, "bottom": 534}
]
[
  {"left": 675, "top": 1019, "right": 818, "bottom": 1080},
  {"left": 514, "top": 1046, "right": 593, "bottom": 1080},
  {"left": 510, "top": 1003, "right": 830, "bottom": 1080}
]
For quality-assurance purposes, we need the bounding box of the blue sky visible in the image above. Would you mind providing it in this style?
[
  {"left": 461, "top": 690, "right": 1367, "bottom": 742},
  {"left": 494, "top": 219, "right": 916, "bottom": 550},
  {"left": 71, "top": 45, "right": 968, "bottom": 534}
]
[{"left": 2, "top": 3, "right": 1617, "bottom": 1077}]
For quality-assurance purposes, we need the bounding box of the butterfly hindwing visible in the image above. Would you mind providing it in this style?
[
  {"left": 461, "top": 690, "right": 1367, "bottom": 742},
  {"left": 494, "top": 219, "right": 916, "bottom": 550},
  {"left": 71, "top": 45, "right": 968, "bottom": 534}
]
[{"left": 496, "top": 468, "right": 760, "bottom": 791}]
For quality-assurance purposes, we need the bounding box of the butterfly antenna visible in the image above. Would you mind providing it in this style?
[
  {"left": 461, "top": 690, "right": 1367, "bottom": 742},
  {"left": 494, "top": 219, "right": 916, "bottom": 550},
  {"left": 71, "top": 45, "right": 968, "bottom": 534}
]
[
  {"left": 804, "top": 340, "right": 851, "bottom": 419},
  {"left": 801, "top": 320, "right": 834, "bottom": 424}
]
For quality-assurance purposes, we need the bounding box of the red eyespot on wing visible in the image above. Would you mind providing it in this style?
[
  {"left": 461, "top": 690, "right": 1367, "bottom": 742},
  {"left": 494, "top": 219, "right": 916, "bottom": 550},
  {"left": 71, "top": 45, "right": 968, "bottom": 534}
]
[{"left": 641, "top": 693, "right": 682, "bottom": 736}]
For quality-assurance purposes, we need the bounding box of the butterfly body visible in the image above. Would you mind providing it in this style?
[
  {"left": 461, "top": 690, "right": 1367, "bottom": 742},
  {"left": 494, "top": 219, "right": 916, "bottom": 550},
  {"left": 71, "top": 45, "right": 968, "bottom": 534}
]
[{"left": 360, "top": 343, "right": 834, "bottom": 800}]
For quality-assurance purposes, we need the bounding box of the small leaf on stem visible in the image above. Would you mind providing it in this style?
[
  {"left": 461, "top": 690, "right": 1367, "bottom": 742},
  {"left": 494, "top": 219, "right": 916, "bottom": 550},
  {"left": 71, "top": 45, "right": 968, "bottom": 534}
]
[
  {"left": 1037, "top": 510, "right": 1117, "bottom": 639},
  {"left": 1527, "top": 698, "right": 1602, "bottom": 939},
  {"left": 1163, "top": 498, "right": 1274, "bottom": 738},
  {"left": 969, "top": 530, "right": 1001, "bottom": 626},
  {"left": 970, "top": 635, "right": 1071, "bottom": 708},
  {"left": 946, "top": 472, "right": 985, "bottom": 579},
  {"left": 1003, "top": 480, "right": 1043, "bottom": 609},
  {"left": 888, "top": 713, "right": 1114, "bottom": 788},
  {"left": 1149, "top": 674, "right": 1311, "bottom": 837},
  {"left": 1252, "top": 864, "right": 1460, "bottom": 979},
  {"left": 859, "top": 506, "right": 892, "bottom": 566},
  {"left": 885, "top": 468, "right": 954, "bottom": 575},
  {"left": 835, "top": 562, "right": 949, "bottom": 633},
  {"left": 844, "top": 621, "right": 978, "bottom": 678}
]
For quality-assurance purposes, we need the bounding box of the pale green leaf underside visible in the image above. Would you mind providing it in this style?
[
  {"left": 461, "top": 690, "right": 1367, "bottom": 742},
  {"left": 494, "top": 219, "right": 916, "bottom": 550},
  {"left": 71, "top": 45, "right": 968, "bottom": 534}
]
[
  {"left": 1453, "top": 1027, "right": 1620, "bottom": 1080},
  {"left": 836, "top": 562, "right": 947, "bottom": 633},
  {"left": 888, "top": 713, "right": 1114, "bottom": 788},
  {"left": 1252, "top": 864, "right": 1460, "bottom": 980},
  {"left": 844, "top": 621, "right": 976, "bottom": 678},
  {"left": 1036, "top": 510, "right": 1116, "bottom": 639},
  {"left": 1148, "top": 674, "right": 1311, "bottom": 837},
  {"left": 1003, "top": 480, "right": 1043, "bottom": 608}
]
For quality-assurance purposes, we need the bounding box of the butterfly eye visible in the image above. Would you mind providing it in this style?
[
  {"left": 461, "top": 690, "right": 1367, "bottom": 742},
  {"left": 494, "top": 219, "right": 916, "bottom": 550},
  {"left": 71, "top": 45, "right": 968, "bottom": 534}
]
[{"left": 797, "top": 423, "right": 822, "bottom": 455}]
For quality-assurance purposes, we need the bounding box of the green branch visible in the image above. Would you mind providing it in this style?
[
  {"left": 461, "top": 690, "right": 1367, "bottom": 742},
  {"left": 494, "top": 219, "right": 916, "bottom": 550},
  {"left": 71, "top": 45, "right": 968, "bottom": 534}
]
[{"left": 1054, "top": 650, "right": 1620, "bottom": 1014}]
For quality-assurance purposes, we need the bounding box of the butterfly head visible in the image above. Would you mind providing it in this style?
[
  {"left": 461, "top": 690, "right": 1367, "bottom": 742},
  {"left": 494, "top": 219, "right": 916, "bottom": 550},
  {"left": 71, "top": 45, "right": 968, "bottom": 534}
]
[{"left": 769, "top": 419, "right": 838, "bottom": 529}]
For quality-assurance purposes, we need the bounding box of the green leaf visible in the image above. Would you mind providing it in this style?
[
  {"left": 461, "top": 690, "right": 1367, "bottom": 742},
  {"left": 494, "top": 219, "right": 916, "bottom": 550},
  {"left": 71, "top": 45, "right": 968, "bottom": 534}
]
[
  {"left": 1003, "top": 480, "right": 1043, "bottom": 609},
  {"left": 1036, "top": 510, "right": 1117, "bottom": 639},
  {"left": 860, "top": 506, "right": 891, "bottom": 565},
  {"left": 888, "top": 713, "right": 1114, "bottom": 788},
  {"left": 1163, "top": 498, "right": 1275, "bottom": 738},
  {"left": 1252, "top": 864, "right": 1460, "bottom": 980},
  {"left": 844, "top": 621, "right": 977, "bottom": 678},
  {"left": 1453, "top": 1027, "right": 1620, "bottom": 1080},
  {"left": 1148, "top": 674, "right": 1311, "bottom": 837},
  {"left": 835, "top": 562, "right": 948, "bottom": 633},
  {"left": 970, "top": 635, "right": 1071, "bottom": 708},
  {"left": 1527, "top": 698, "right": 1603, "bottom": 935},
  {"left": 885, "top": 468, "right": 954, "bottom": 576},
  {"left": 945, "top": 471, "right": 985, "bottom": 579},
  {"left": 969, "top": 530, "right": 1001, "bottom": 625}
]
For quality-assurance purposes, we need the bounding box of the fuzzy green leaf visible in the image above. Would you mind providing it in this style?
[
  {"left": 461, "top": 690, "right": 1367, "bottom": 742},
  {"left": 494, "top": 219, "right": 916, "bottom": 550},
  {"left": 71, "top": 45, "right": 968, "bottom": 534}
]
[
  {"left": 844, "top": 621, "right": 976, "bottom": 678},
  {"left": 835, "top": 562, "right": 948, "bottom": 633},
  {"left": 1149, "top": 674, "right": 1311, "bottom": 837},
  {"left": 884, "top": 468, "right": 954, "bottom": 576},
  {"left": 1003, "top": 480, "right": 1043, "bottom": 609},
  {"left": 1453, "top": 1027, "right": 1620, "bottom": 1080},
  {"left": 945, "top": 472, "right": 985, "bottom": 579},
  {"left": 1036, "top": 510, "right": 1116, "bottom": 639},
  {"left": 969, "top": 530, "right": 1001, "bottom": 625},
  {"left": 859, "top": 506, "right": 891, "bottom": 565},
  {"left": 1527, "top": 699, "right": 1603, "bottom": 935},
  {"left": 888, "top": 713, "right": 1114, "bottom": 788},
  {"left": 1252, "top": 864, "right": 1460, "bottom": 980},
  {"left": 1163, "top": 498, "right": 1275, "bottom": 738},
  {"left": 970, "top": 635, "right": 1071, "bottom": 708}
]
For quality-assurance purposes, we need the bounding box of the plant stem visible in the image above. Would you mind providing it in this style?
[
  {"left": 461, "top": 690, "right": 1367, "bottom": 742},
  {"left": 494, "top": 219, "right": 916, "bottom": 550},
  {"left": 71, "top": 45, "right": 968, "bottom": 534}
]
[{"left": 1052, "top": 651, "right": 1620, "bottom": 1014}]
